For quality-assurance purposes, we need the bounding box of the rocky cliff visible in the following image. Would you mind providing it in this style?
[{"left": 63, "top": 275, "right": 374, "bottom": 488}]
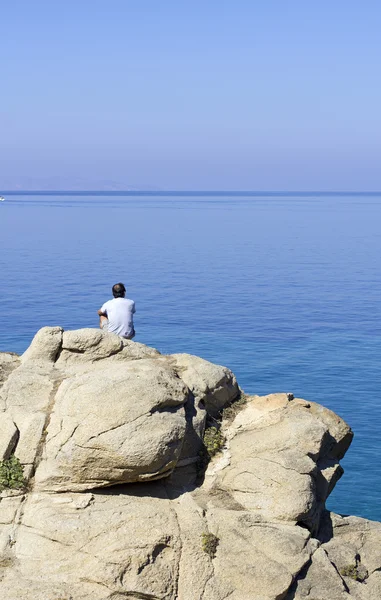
[{"left": 0, "top": 327, "right": 380, "bottom": 599}]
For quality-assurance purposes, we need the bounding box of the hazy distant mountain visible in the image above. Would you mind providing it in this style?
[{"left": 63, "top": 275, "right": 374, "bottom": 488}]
[{"left": 0, "top": 176, "right": 161, "bottom": 191}]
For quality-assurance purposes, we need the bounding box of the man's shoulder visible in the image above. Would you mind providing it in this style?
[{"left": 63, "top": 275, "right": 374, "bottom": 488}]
[
  {"left": 123, "top": 297, "right": 135, "bottom": 308},
  {"left": 101, "top": 298, "right": 114, "bottom": 309},
  {"left": 102, "top": 297, "right": 135, "bottom": 308},
  {"left": 111, "top": 297, "right": 135, "bottom": 306}
]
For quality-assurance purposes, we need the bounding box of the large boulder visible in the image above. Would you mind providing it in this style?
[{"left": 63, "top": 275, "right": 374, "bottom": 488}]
[
  {"left": 197, "top": 509, "right": 315, "bottom": 600},
  {"left": 0, "top": 361, "right": 59, "bottom": 474},
  {"left": 0, "top": 490, "right": 181, "bottom": 600},
  {"left": 309, "top": 511, "right": 381, "bottom": 600},
  {"left": 0, "top": 326, "right": 376, "bottom": 600},
  {"left": 21, "top": 326, "right": 63, "bottom": 364},
  {"left": 1, "top": 328, "right": 241, "bottom": 491},
  {"left": 171, "top": 353, "right": 239, "bottom": 417},
  {"left": 55, "top": 328, "right": 160, "bottom": 372},
  {"left": 34, "top": 360, "right": 190, "bottom": 491},
  {"left": 198, "top": 393, "right": 353, "bottom": 533},
  {"left": 286, "top": 512, "right": 381, "bottom": 600}
]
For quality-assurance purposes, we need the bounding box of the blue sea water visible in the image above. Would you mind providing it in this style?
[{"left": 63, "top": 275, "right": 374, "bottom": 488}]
[{"left": 0, "top": 192, "right": 380, "bottom": 521}]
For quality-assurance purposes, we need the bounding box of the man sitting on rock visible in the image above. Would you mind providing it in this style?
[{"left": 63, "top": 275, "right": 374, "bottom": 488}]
[{"left": 97, "top": 282, "right": 136, "bottom": 339}]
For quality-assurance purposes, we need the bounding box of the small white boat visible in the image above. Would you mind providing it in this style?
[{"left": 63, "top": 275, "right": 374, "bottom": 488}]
[{"left": 0, "top": 196, "right": 4, "bottom": 201}]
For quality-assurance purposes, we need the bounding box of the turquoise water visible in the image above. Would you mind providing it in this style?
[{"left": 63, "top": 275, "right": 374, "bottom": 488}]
[{"left": 1, "top": 192, "right": 380, "bottom": 520}]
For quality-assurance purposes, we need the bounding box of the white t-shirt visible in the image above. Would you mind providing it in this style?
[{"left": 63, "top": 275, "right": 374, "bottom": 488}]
[{"left": 100, "top": 297, "right": 136, "bottom": 338}]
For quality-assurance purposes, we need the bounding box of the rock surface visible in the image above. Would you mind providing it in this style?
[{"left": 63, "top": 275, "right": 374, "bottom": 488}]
[
  {"left": 35, "top": 360, "right": 190, "bottom": 491},
  {"left": 0, "top": 327, "right": 379, "bottom": 599},
  {"left": 200, "top": 393, "right": 352, "bottom": 533}
]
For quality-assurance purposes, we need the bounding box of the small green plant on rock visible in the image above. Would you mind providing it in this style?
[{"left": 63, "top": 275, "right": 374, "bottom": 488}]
[
  {"left": 340, "top": 564, "right": 368, "bottom": 582},
  {"left": 222, "top": 392, "right": 248, "bottom": 421},
  {"left": 201, "top": 533, "right": 219, "bottom": 558},
  {"left": 197, "top": 425, "right": 226, "bottom": 474},
  {"left": 203, "top": 426, "right": 224, "bottom": 457},
  {"left": 0, "top": 456, "right": 25, "bottom": 492}
]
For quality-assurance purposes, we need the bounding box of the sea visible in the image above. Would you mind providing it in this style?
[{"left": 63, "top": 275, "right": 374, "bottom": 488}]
[{"left": 1, "top": 192, "right": 380, "bottom": 521}]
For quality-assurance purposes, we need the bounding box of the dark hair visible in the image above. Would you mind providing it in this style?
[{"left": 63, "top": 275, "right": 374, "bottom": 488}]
[{"left": 112, "top": 282, "right": 126, "bottom": 298}]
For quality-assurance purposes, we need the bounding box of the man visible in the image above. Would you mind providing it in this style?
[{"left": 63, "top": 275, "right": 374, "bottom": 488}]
[{"left": 97, "top": 282, "right": 136, "bottom": 339}]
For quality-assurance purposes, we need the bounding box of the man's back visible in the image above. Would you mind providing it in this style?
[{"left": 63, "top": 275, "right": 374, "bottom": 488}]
[{"left": 100, "top": 297, "right": 135, "bottom": 338}]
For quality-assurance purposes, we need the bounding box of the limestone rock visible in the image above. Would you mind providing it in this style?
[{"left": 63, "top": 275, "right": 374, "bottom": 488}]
[
  {"left": 169, "top": 352, "right": 239, "bottom": 463},
  {"left": 56, "top": 327, "right": 123, "bottom": 368},
  {"left": 171, "top": 353, "right": 239, "bottom": 416},
  {"left": 202, "top": 509, "right": 314, "bottom": 600},
  {"left": 34, "top": 361, "right": 190, "bottom": 491},
  {"left": 286, "top": 546, "right": 349, "bottom": 600},
  {"left": 288, "top": 511, "right": 381, "bottom": 600},
  {"left": 1, "top": 362, "right": 59, "bottom": 469},
  {"left": 200, "top": 393, "right": 353, "bottom": 532},
  {"left": 21, "top": 326, "right": 63, "bottom": 364},
  {"left": 56, "top": 328, "right": 160, "bottom": 372},
  {"left": 0, "top": 415, "right": 18, "bottom": 461},
  {"left": 0, "top": 352, "right": 20, "bottom": 390},
  {"left": 62, "top": 326, "right": 123, "bottom": 352},
  {"left": 0, "top": 489, "right": 182, "bottom": 600},
  {"left": 316, "top": 511, "right": 381, "bottom": 600},
  {"left": 3, "top": 362, "right": 57, "bottom": 413},
  {"left": 0, "top": 326, "right": 375, "bottom": 600}
]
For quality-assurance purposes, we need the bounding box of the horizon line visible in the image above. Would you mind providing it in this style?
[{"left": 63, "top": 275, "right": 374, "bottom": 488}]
[{"left": 2, "top": 190, "right": 381, "bottom": 197}]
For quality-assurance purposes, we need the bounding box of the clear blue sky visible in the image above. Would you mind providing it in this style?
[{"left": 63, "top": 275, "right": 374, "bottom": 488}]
[{"left": 1, "top": 1, "right": 381, "bottom": 190}]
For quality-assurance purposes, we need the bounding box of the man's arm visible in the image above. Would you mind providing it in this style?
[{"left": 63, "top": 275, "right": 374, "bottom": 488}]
[
  {"left": 98, "top": 301, "right": 108, "bottom": 317},
  {"left": 98, "top": 303, "right": 108, "bottom": 330}
]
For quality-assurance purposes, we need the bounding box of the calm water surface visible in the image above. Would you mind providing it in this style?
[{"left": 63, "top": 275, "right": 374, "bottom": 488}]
[{"left": 1, "top": 193, "right": 380, "bottom": 520}]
